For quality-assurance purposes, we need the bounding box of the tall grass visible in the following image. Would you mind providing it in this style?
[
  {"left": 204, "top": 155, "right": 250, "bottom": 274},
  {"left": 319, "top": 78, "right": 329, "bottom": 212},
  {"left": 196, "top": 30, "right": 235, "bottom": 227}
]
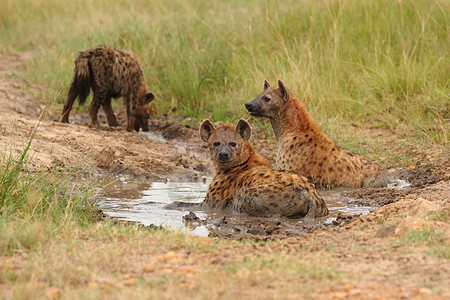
[
  {"left": 0, "top": 128, "right": 97, "bottom": 254},
  {"left": 0, "top": 0, "right": 448, "bottom": 143}
]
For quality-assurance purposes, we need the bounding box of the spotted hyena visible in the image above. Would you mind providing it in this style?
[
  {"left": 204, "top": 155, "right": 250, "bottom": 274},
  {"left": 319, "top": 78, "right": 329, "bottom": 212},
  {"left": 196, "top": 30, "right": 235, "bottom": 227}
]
[
  {"left": 61, "top": 45, "right": 155, "bottom": 132},
  {"left": 245, "top": 80, "right": 388, "bottom": 188},
  {"left": 200, "top": 119, "right": 328, "bottom": 218}
]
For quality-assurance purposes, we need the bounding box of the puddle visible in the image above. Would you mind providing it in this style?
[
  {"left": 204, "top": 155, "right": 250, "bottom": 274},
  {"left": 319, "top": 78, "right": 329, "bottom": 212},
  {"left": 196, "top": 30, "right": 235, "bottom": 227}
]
[
  {"left": 96, "top": 178, "right": 390, "bottom": 236},
  {"left": 139, "top": 130, "right": 208, "bottom": 159},
  {"left": 139, "top": 131, "right": 167, "bottom": 143},
  {"left": 388, "top": 179, "right": 411, "bottom": 189},
  {"left": 97, "top": 179, "right": 209, "bottom": 236}
]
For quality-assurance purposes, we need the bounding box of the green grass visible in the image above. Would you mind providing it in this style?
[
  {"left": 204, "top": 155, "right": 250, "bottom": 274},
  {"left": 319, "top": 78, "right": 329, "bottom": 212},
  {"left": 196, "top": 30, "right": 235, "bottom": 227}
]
[
  {"left": 0, "top": 127, "right": 98, "bottom": 255},
  {"left": 398, "top": 227, "right": 449, "bottom": 259},
  {"left": 0, "top": 0, "right": 448, "bottom": 145}
]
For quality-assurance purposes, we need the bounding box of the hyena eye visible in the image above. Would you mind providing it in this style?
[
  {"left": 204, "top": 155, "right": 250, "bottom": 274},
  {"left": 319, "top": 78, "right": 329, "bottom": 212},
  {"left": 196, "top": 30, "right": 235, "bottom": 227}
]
[
  {"left": 263, "top": 95, "right": 271, "bottom": 102},
  {"left": 213, "top": 141, "right": 220, "bottom": 147},
  {"left": 229, "top": 142, "right": 237, "bottom": 147}
]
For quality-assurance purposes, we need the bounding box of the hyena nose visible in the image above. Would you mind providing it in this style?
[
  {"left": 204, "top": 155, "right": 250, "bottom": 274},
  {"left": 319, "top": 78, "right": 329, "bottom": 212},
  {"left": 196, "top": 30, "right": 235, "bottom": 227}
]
[
  {"left": 245, "top": 102, "right": 253, "bottom": 111},
  {"left": 218, "top": 152, "right": 229, "bottom": 160}
]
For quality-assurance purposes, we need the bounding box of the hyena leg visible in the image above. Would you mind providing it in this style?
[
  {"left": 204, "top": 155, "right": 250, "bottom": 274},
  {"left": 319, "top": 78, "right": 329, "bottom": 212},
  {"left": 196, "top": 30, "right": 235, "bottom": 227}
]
[
  {"left": 102, "top": 97, "right": 117, "bottom": 127},
  {"left": 124, "top": 96, "right": 136, "bottom": 132},
  {"left": 89, "top": 93, "right": 105, "bottom": 129}
]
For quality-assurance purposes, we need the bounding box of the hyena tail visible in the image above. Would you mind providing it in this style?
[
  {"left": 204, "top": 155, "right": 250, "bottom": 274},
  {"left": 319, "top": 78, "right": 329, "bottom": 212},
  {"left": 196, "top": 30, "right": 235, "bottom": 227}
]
[
  {"left": 61, "top": 55, "right": 91, "bottom": 123},
  {"left": 73, "top": 56, "right": 91, "bottom": 106}
]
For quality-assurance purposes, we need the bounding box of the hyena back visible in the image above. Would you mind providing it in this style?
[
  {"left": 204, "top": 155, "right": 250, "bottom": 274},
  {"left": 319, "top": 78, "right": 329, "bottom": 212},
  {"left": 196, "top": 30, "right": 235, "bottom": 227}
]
[
  {"left": 245, "top": 80, "right": 388, "bottom": 188},
  {"left": 61, "top": 45, "right": 155, "bottom": 132},
  {"left": 200, "top": 119, "right": 328, "bottom": 218}
]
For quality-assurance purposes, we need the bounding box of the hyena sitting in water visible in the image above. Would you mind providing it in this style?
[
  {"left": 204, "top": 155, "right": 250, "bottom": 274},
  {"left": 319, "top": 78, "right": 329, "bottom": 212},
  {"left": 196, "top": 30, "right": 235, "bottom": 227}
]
[
  {"left": 61, "top": 45, "right": 155, "bottom": 132},
  {"left": 200, "top": 119, "right": 328, "bottom": 218},
  {"left": 245, "top": 80, "right": 388, "bottom": 188}
]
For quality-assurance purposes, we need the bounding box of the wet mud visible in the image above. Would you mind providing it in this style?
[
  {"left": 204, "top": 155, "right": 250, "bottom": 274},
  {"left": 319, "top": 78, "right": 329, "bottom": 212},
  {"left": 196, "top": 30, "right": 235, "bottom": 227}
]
[
  {"left": 178, "top": 159, "right": 449, "bottom": 240},
  {"left": 0, "top": 51, "right": 448, "bottom": 241}
]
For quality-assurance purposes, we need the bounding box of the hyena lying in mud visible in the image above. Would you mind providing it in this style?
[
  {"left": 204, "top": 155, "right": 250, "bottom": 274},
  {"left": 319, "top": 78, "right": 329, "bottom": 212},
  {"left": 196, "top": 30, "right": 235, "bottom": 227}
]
[
  {"left": 200, "top": 119, "right": 328, "bottom": 218},
  {"left": 245, "top": 80, "right": 388, "bottom": 188},
  {"left": 61, "top": 45, "right": 155, "bottom": 132}
]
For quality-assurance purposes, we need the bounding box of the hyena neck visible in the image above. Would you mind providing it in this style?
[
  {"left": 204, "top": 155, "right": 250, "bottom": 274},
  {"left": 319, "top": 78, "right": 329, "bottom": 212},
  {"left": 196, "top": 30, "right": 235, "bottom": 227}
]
[
  {"left": 138, "top": 84, "right": 148, "bottom": 99},
  {"left": 271, "top": 96, "right": 326, "bottom": 142}
]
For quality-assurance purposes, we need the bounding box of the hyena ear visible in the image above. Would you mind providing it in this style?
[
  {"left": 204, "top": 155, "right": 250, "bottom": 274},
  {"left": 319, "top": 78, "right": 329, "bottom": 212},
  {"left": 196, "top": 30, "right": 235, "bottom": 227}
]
[
  {"left": 200, "top": 120, "right": 215, "bottom": 142},
  {"left": 277, "top": 80, "right": 289, "bottom": 102},
  {"left": 236, "top": 119, "right": 252, "bottom": 141},
  {"left": 141, "top": 93, "right": 155, "bottom": 105},
  {"left": 263, "top": 79, "right": 271, "bottom": 91}
]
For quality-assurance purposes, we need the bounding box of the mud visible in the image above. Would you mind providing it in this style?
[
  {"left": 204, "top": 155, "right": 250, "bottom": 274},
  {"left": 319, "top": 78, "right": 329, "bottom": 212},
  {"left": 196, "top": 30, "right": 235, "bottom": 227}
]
[
  {"left": 2, "top": 50, "right": 449, "bottom": 299},
  {"left": 186, "top": 214, "right": 323, "bottom": 241},
  {"left": 0, "top": 52, "right": 449, "bottom": 241},
  {"left": 342, "top": 159, "right": 450, "bottom": 207}
]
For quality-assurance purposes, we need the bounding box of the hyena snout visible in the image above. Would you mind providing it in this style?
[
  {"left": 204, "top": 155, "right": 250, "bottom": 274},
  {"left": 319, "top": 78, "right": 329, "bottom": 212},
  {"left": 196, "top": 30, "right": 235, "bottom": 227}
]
[
  {"left": 215, "top": 148, "right": 232, "bottom": 164},
  {"left": 134, "top": 114, "right": 150, "bottom": 132},
  {"left": 245, "top": 98, "right": 262, "bottom": 116}
]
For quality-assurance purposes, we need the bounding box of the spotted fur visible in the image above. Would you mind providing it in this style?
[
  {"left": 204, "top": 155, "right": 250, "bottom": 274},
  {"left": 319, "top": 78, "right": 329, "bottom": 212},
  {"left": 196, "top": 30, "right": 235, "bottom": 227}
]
[
  {"left": 61, "top": 45, "right": 155, "bottom": 132},
  {"left": 200, "top": 119, "right": 328, "bottom": 218},
  {"left": 245, "top": 80, "right": 388, "bottom": 188}
]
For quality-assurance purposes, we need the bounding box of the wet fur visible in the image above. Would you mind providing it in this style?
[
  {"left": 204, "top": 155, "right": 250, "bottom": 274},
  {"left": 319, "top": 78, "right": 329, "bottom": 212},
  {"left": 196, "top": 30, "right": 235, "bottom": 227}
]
[{"left": 200, "top": 119, "right": 328, "bottom": 218}]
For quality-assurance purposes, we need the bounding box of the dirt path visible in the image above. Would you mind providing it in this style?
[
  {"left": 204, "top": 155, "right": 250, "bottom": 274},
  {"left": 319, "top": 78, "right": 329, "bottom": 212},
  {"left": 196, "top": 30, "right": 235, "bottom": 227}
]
[{"left": 1, "top": 52, "right": 449, "bottom": 299}]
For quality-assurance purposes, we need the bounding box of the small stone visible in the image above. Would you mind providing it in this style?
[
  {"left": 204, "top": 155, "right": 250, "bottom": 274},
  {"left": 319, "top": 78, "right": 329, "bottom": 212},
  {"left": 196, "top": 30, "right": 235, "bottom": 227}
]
[
  {"left": 284, "top": 237, "right": 299, "bottom": 244},
  {"left": 394, "top": 217, "right": 430, "bottom": 236},
  {"left": 331, "top": 292, "right": 347, "bottom": 299},
  {"left": 409, "top": 198, "right": 438, "bottom": 216},
  {"left": 159, "top": 251, "right": 178, "bottom": 261},
  {"left": 236, "top": 268, "right": 250, "bottom": 279},
  {"left": 181, "top": 282, "right": 191, "bottom": 289},
  {"left": 45, "top": 287, "right": 61, "bottom": 299},
  {"left": 178, "top": 266, "right": 198, "bottom": 274},
  {"left": 343, "top": 283, "right": 356, "bottom": 292},
  {"left": 418, "top": 287, "right": 432, "bottom": 295},
  {"left": 142, "top": 262, "right": 156, "bottom": 272},
  {"left": 124, "top": 278, "right": 138, "bottom": 286},
  {"left": 194, "top": 163, "right": 207, "bottom": 172},
  {"left": 87, "top": 282, "right": 98, "bottom": 290},
  {"left": 376, "top": 224, "right": 396, "bottom": 238}
]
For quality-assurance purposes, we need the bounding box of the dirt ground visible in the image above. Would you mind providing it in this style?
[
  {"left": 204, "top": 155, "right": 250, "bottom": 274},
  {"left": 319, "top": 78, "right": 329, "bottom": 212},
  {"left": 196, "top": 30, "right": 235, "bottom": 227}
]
[{"left": 1, "top": 53, "right": 449, "bottom": 299}]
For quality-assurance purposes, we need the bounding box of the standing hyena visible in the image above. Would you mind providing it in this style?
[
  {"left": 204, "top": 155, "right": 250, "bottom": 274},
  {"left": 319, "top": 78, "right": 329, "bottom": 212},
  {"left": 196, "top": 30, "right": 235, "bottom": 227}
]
[
  {"left": 60, "top": 45, "right": 155, "bottom": 132},
  {"left": 245, "top": 80, "right": 388, "bottom": 188},
  {"left": 200, "top": 119, "right": 328, "bottom": 218}
]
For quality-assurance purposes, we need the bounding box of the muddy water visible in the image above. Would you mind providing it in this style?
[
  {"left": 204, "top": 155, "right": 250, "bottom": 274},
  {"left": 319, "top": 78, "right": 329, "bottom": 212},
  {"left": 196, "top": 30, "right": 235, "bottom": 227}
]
[
  {"left": 97, "top": 178, "right": 380, "bottom": 236},
  {"left": 97, "top": 178, "right": 210, "bottom": 236}
]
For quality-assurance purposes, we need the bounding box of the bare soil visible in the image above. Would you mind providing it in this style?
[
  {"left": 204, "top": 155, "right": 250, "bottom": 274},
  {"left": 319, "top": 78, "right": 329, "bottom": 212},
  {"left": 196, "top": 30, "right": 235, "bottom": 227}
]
[{"left": 1, "top": 52, "right": 449, "bottom": 299}]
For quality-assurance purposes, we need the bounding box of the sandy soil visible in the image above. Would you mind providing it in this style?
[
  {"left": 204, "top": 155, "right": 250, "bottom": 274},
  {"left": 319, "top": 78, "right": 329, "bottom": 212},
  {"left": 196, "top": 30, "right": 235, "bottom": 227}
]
[{"left": 1, "top": 52, "right": 449, "bottom": 299}]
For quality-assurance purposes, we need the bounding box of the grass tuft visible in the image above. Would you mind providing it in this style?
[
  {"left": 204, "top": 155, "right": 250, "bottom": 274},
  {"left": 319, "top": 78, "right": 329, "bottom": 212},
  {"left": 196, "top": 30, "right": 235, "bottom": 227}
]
[{"left": 0, "top": 127, "right": 98, "bottom": 255}]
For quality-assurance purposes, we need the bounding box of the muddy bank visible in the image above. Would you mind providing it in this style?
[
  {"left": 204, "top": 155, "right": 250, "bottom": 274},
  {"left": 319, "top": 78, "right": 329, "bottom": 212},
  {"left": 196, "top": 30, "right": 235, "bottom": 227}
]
[
  {"left": 179, "top": 159, "right": 449, "bottom": 240},
  {"left": 0, "top": 80, "right": 210, "bottom": 181},
  {"left": 1, "top": 52, "right": 448, "bottom": 242}
]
